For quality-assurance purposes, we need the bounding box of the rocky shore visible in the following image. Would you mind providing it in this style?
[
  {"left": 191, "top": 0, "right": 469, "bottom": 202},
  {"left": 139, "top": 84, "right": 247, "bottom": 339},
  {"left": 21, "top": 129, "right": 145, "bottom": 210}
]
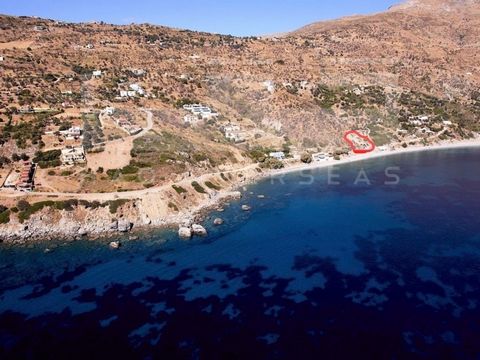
[{"left": 0, "top": 191, "right": 243, "bottom": 244}]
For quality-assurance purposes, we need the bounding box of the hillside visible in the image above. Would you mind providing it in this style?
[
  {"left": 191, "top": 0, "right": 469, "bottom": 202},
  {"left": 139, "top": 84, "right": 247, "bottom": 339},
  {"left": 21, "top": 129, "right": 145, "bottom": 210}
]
[{"left": 0, "top": 0, "right": 479, "bottom": 200}]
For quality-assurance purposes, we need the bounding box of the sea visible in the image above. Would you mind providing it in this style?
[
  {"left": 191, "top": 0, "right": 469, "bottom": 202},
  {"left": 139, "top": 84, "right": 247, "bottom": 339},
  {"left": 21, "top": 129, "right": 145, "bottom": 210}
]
[{"left": 1, "top": 147, "right": 479, "bottom": 359}]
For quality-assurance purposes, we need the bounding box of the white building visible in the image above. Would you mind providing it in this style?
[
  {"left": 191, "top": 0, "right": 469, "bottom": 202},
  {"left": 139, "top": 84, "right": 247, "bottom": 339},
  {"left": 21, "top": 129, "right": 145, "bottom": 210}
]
[
  {"left": 92, "top": 70, "right": 102, "bottom": 78},
  {"left": 183, "top": 104, "right": 218, "bottom": 120},
  {"left": 0, "top": 56, "right": 4, "bottom": 62},
  {"left": 60, "top": 126, "right": 82, "bottom": 139},
  {"left": 269, "top": 152, "right": 286, "bottom": 160},
  {"left": 61, "top": 146, "right": 86, "bottom": 165}
]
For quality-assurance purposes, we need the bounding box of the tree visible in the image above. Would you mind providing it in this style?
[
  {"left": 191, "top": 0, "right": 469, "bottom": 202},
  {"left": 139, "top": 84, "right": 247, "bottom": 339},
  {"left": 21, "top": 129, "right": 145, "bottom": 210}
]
[
  {"left": 17, "top": 200, "right": 31, "bottom": 212},
  {"left": 301, "top": 153, "right": 312, "bottom": 164}
]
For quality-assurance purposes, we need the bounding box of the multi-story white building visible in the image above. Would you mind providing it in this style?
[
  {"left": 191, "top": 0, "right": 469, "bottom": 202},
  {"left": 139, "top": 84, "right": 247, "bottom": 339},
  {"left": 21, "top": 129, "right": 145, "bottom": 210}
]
[{"left": 61, "top": 146, "right": 86, "bottom": 166}]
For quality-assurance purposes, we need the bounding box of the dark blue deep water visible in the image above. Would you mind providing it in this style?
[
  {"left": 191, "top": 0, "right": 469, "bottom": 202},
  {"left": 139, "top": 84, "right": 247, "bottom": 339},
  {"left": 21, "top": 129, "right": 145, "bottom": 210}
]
[{"left": 1, "top": 148, "right": 480, "bottom": 359}]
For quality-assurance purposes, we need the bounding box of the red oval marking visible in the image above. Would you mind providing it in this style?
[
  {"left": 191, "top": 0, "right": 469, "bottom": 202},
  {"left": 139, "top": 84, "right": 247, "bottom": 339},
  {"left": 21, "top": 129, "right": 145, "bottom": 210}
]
[{"left": 343, "top": 130, "right": 376, "bottom": 154}]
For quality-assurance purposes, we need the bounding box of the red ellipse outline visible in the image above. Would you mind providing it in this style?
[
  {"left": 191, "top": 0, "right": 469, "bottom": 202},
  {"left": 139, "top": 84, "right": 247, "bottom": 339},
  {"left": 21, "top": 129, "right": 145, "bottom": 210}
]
[{"left": 343, "top": 130, "right": 376, "bottom": 154}]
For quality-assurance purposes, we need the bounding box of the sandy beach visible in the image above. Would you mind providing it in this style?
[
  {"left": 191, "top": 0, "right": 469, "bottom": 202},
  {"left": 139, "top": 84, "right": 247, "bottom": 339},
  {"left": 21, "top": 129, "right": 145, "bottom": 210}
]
[{"left": 268, "top": 137, "right": 480, "bottom": 178}]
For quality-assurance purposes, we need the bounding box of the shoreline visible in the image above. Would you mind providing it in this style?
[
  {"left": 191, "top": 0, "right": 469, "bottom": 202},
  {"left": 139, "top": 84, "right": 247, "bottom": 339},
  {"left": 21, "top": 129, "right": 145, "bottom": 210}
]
[
  {"left": 1, "top": 137, "right": 479, "bottom": 244},
  {"left": 268, "top": 137, "right": 480, "bottom": 178}
]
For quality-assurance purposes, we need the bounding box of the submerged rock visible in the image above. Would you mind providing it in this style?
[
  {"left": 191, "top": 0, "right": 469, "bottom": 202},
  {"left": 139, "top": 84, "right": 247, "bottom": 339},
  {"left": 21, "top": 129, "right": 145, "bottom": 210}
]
[
  {"left": 178, "top": 227, "right": 192, "bottom": 239},
  {"left": 192, "top": 224, "right": 208, "bottom": 236},
  {"left": 213, "top": 218, "right": 224, "bottom": 226}
]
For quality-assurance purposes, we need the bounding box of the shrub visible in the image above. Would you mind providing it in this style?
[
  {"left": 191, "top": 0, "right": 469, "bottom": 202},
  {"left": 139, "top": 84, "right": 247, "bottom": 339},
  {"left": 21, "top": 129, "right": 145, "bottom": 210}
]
[
  {"left": 17, "top": 200, "right": 30, "bottom": 211},
  {"left": 17, "top": 201, "right": 55, "bottom": 223},
  {"left": 301, "top": 153, "right": 312, "bottom": 164},
  {"left": 108, "top": 199, "right": 129, "bottom": 214},
  {"left": 106, "top": 169, "right": 121, "bottom": 180},
  {"left": 168, "top": 202, "right": 179, "bottom": 211},
  {"left": 191, "top": 181, "right": 207, "bottom": 194},
  {"left": 0, "top": 210, "right": 10, "bottom": 224},
  {"left": 205, "top": 181, "right": 221, "bottom": 190},
  {"left": 172, "top": 185, "right": 187, "bottom": 194},
  {"left": 121, "top": 165, "right": 139, "bottom": 174},
  {"left": 260, "top": 158, "right": 284, "bottom": 169}
]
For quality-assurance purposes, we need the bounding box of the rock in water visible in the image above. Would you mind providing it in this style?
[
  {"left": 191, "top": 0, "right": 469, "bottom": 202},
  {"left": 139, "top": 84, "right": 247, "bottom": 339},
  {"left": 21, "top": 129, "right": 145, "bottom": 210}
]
[
  {"left": 213, "top": 218, "right": 224, "bottom": 226},
  {"left": 192, "top": 224, "right": 208, "bottom": 236},
  {"left": 242, "top": 204, "right": 252, "bottom": 211},
  {"left": 257, "top": 194, "right": 265, "bottom": 199},
  {"left": 178, "top": 227, "right": 192, "bottom": 239},
  {"left": 109, "top": 241, "right": 121, "bottom": 249}
]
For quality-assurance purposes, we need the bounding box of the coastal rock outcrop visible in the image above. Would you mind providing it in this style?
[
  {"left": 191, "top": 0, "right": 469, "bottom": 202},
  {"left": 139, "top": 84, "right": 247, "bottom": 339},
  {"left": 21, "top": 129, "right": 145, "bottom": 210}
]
[
  {"left": 117, "top": 219, "right": 132, "bottom": 233},
  {"left": 213, "top": 218, "right": 224, "bottom": 226},
  {"left": 178, "top": 227, "right": 192, "bottom": 239},
  {"left": 192, "top": 224, "right": 208, "bottom": 236}
]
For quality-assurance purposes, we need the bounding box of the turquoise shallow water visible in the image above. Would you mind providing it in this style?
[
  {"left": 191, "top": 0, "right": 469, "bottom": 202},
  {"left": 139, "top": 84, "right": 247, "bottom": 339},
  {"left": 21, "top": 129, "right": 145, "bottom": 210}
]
[{"left": 1, "top": 147, "right": 479, "bottom": 359}]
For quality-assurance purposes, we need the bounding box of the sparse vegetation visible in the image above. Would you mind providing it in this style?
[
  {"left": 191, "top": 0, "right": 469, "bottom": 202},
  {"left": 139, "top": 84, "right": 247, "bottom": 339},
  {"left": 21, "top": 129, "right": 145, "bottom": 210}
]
[
  {"left": 172, "top": 185, "right": 187, "bottom": 194},
  {"left": 191, "top": 181, "right": 207, "bottom": 194}
]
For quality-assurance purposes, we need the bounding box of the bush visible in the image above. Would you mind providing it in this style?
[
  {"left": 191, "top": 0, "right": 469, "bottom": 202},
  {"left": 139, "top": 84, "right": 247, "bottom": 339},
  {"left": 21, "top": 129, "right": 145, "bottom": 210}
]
[
  {"left": 108, "top": 199, "right": 129, "bottom": 214},
  {"left": 33, "top": 149, "right": 61, "bottom": 163},
  {"left": 205, "top": 181, "right": 221, "bottom": 190},
  {"left": 17, "top": 201, "right": 55, "bottom": 223},
  {"left": 106, "top": 169, "right": 121, "bottom": 180},
  {"left": 121, "top": 165, "right": 139, "bottom": 174},
  {"left": 17, "top": 200, "right": 31, "bottom": 211},
  {"left": 301, "top": 153, "right": 312, "bottom": 164},
  {"left": 191, "top": 181, "right": 207, "bottom": 194},
  {"left": 172, "top": 185, "right": 187, "bottom": 194},
  {"left": 168, "top": 202, "right": 179, "bottom": 211},
  {"left": 0, "top": 210, "right": 10, "bottom": 224},
  {"left": 260, "top": 158, "right": 284, "bottom": 169}
]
